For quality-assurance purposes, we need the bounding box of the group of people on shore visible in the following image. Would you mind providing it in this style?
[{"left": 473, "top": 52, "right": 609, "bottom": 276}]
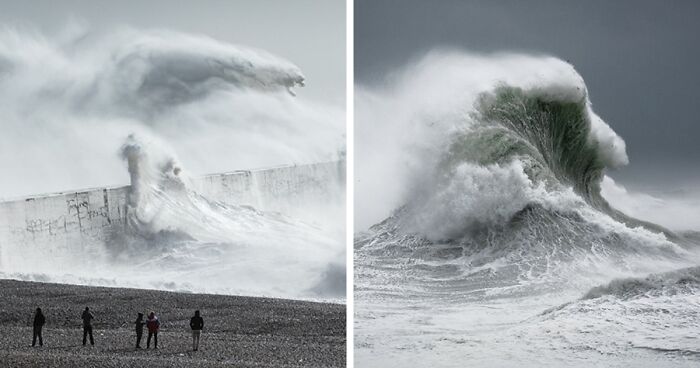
[
  {"left": 31, "top": 307, "right": 205, "bottom": 351},
  {"left": 134, "top": 311, "right": 161, "bottom": 349}
]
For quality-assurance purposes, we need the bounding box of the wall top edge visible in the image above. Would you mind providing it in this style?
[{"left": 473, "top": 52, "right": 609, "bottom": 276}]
[{"left": 0, "top": 160, "right": 344, "bottom": 205}]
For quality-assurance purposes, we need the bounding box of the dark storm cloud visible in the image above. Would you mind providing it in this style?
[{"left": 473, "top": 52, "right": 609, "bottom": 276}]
[{"left": 356, "top": 0, "right": 700, "bottom": 186}]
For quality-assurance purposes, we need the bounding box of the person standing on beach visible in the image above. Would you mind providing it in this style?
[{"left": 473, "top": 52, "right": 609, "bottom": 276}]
[
  {"left": 32, "top": 307, "right": 45, "bottom": 347},
  {"left": 189, "top": 310, "right": 204, "bottom": 351},
  {"left": 135, "top": 312, "right": 146, "bottom": 349},
  {"left": 146, "top": 311, "right": 160, "bottom": 349},
  {"left": 81, "top": 307, "right": 95, "bottom": 346}
]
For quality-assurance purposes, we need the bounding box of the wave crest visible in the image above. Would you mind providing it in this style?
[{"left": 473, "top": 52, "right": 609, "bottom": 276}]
[{"left": 583, "top": 267, "right": 700, "bottom": 300}]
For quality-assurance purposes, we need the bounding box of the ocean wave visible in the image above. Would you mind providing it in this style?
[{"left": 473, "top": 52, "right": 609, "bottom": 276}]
[
  {"left": 358, "top": 51, "right": 674, "bottom": 251},
  {"left": 583, "top": 266, "right": 700, "bottom": 300},
  {"left": 0, "top": 23, "right": 343, "bottom": 199}
]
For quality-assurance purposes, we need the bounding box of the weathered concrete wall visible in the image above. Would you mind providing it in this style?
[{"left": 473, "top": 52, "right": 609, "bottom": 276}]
[
  {"left": 196, "top": 160, "right": 345, "bottom": 216},
  {"left": 0, "top": 161, "right": 344, "bottom": 256},
  {"left": 0, "top": 187, "right": 129, "bottom": 252}
]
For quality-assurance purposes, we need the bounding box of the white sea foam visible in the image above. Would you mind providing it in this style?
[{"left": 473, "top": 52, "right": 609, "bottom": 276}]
[
  {"left": 0, "top": 23, "right": 344, "bottom": 199},
  {"left": 356, "top": 50, "right": 627, "bottom": 231},
  {"left": 355, "top": 50, "right": 700, "bottom": 367},
  {"left": 0, "top": 24, "right": 345, "bottom": 301}
]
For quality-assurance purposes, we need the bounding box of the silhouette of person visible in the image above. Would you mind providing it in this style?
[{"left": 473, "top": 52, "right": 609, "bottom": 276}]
[
  {"left": 189, "top": 310, "right": 204, "bottom": 351},
  {"left": 135, "top": 312, "right": 146, "bottom": 349},
  {"left": 32, "top": 307, "right": 45, "bottom": 347},
  {"left": 81, "top": 307, "right": 95, "bottom": 346},
  {"left": 146, "top": 311, "right": 160, "bottom": 349}
]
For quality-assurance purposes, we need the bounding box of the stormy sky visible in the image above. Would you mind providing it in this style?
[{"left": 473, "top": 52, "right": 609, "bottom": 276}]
[
  {"left": 0, "top": 0, "right": 345, "bottom": 106},
  {"left": 356, "top": 0, "right": 700, "bottom": 189}
]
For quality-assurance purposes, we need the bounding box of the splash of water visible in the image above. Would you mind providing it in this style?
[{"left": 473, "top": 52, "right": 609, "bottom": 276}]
[{"left": 0, "top": 23, "right": 344, "bottom": 199}]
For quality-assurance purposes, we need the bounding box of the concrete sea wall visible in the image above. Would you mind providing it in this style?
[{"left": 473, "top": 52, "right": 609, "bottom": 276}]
[{"left": 0, "top": 161, "right": 345, "bottom": 255}]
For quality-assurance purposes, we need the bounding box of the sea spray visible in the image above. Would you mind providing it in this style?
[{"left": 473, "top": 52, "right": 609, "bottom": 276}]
[
  {"left": 112, "top": 135, "right": 345, "bottom": 299},
  {"left": 0, "top": 24, "right": 345, "bottom": 301},
  {"left": 0, "top": 23, "right": 344, "bottom": 199},
  {"left": 355, "top": 50, "right": 700, "bottom": 367},
  {"left": 0, "top": 134, "right": 345, "bottom": 299}
]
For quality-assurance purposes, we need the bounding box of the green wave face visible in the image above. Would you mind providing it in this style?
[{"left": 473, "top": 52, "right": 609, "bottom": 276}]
[
  {"left": 440, "top": 85, "right": 671, "bottom": 236},
  {"left": 451, "top": 86, "right": 604, "bottom": 201}
]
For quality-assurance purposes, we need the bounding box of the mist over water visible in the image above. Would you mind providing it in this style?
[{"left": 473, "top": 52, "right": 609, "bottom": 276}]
[
  {"left": 0, "top": 23, "right": 344, "bottom": 199},
  {"left": 0, "top": 24, "right": 345, "bottom": 301},
  {"left": 602, "top": 176, "right": 700, "bottom": 232},
  {"left": 355, "top": 50, "right": 700, "bottom": 367}
]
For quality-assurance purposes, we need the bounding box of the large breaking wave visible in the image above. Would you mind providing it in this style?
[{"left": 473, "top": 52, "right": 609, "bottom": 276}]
[
  {"left": 355, "top": 50, "right": 700, "bottom": 367},
  {"left": 113, "top": 135, "right": 344, "bottom": 299},
  {"left": 0, "top": 23, "right": 343, "bottom": 199},
  {"left": 0, "top": 24, "right": 345, "bottom": 301},
  {"left": 355, "top": 51, "right": 696, "bottom": 249}
]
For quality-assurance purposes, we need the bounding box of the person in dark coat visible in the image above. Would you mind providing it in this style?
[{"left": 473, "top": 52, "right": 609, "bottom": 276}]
[
  {"left": 146, "top": 311, "right": 160, "bottom": 349},
  {"left": 189, "top": 310, "right": 204, "bottom": 351},
  {"left": 32, "top": 308, "right": 45, "bottom": 347},
  {"left": 81, "top": 307, "right": 94, "bottom": 346},
  {"left": 135, "top": 312, "right": 146, "bottom": 349}
]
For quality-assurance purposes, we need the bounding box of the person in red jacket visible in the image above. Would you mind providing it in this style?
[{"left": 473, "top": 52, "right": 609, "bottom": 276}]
[{"left": 146, "top": 311, "right": 160, "bottom": 349}]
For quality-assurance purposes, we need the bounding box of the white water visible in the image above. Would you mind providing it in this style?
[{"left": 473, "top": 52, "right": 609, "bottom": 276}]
[
  {"left": 0, "top": 24, "right": 345, "bottom": 301},
  {"left": 355, "top": 50, "right": 626, "bottom": 231},
  {"left": 0, "top": 23, "right": 344, "bottom": 199},
  {"left": 355, "top": 50, "right": 700, "bottom": 366},
  {"left": 602, "top": 176, "right": 700, "bottom": 232}
]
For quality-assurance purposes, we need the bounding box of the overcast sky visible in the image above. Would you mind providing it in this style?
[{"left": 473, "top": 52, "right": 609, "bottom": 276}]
[
  {"left": 0, "top": 0, "right": 345, "bottom": 106},
  {"left": 356, "top": 0, "right": 700, "bottom": 188}
]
